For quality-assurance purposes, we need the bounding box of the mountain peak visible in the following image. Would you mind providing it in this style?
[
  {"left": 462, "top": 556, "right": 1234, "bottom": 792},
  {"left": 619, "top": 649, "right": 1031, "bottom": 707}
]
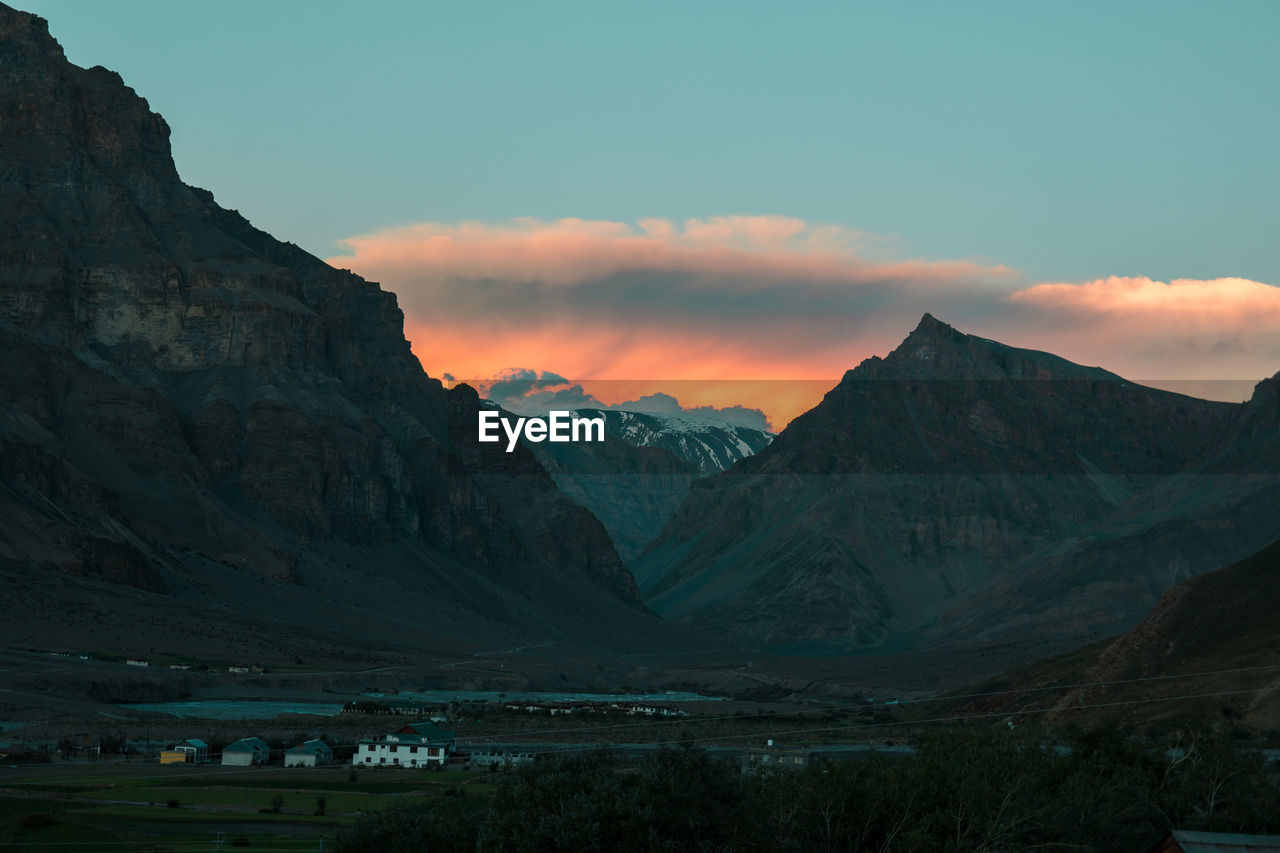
[
  {"left": 0, "top": 4, "right": 46, "bottom": 37},
  {"left": 913, "top": 312, "right": 952, "bottom": 334},
  {"left": 843, "top": 316, "right": 1123, "bottom": 384}
]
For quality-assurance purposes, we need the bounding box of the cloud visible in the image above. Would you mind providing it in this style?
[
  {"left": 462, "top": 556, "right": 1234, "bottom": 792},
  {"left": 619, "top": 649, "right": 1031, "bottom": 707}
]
[
  {"left": 1004, "top": 276, "right": 1280, "bottom": 382},
  {"left": 328, "top": 215, "right": 1280, "bottom": 426},
  {"left": 473, "top": 370, "right": 773, "bottom": 431},
  {"left": 327, "top": 216, "right": 1010, "bottom": 391},
  {"left": 329, "top": 215, "right": 987, "bottom": 288}
]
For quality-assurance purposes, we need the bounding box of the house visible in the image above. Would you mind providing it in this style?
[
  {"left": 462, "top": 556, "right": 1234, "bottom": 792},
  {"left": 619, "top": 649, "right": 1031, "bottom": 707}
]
[
  {"left": 741, "top": 740, "right": 813, "bottom": 775},
  {"left": 221, "top": 737, "right": 271, "bottom": 766},
  {"left": 176, "top": 738, "right": 208, "bottom": 762},
  {"left": 160, "top": 738, "right": 208, "bottom": 765},
  {"left": 126, "top": 659, "right": 149, "bottom": 667},
  {"left": 355, "top": 722, "right": 457, "bottom": 768},
  {"left": 285, "top": 739, "right": 333, "bottom": 767},
  {"left": 1150, "top": 830, "right": 1280, "bottom": 853}
]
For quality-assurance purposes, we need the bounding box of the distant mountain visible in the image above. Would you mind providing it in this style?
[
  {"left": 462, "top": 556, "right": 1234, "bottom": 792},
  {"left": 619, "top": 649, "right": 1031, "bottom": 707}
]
[
  {"left": 0, "top": 4, "right": 682, "bottom": 670},
  {"left": 572, "top": 409, "right": 773, "bottom": 476},
  {"left": 522, "top": 409, "right": 771, "bottom": 562},
  {"left": 635, "top": 314, "right": 1278, "bottom": 657}
]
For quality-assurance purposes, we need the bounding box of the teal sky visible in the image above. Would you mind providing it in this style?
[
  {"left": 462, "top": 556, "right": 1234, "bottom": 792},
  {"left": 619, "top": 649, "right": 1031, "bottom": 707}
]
[{"left": 22, "top": 0, "right": 1280, "bottom": 285}]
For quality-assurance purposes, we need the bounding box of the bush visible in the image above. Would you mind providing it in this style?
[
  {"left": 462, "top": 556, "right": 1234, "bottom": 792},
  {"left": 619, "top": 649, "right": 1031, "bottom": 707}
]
[{"left": 332, "top": 727, "right": 1280, "bottom": 852}]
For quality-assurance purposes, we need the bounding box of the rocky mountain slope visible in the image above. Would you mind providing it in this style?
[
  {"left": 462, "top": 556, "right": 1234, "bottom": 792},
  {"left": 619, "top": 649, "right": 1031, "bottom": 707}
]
[
  {"left": 948, "top": 536, "right": 1280, "bottom": 731},
  {"left": 634, "top": 314, "right": 1278, "bottom": 656},
  {"left": 0, "top": 4, "right": 682, "bottom": 672},
  {"left": 526, "top": 408, "right": 772, "bottom": 562}
]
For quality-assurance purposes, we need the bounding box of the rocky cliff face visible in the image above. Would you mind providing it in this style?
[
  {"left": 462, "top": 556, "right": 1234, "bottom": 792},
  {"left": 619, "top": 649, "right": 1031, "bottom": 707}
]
[
  {"left": 0, "top": 4, "right": 650, "bottom": 665},
  {"left": 634, "top": 314, "right": 1274, "bottom": 653}
]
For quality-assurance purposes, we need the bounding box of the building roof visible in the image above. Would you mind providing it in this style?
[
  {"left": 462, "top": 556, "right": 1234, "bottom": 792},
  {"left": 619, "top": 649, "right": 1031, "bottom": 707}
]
[
  {"left": 180, "top": 738, "right": 208, "bottom": 749},
  {"left": 1156, "top": 830, "right": 1280, "bottom": 853},
  {"left": 286, "top": 739, "right": 332, "bottom": 754},
  {"left": 224, "top": 737, "right": 270, "bottom": 753}
]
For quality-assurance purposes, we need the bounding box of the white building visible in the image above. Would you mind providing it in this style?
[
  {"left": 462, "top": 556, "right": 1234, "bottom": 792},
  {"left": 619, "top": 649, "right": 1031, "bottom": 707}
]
[
  {"left": 221, "top": 737, "right": 271, "bottom": 766},
  {"left": 174, "top": 738, "right": 208, "bottom": 763},
  {"left": 355, "top": 722, "right": 456, "bottom": 768},
  {"left": 285, "top": 739, "right": 333, "bottom": 767}
]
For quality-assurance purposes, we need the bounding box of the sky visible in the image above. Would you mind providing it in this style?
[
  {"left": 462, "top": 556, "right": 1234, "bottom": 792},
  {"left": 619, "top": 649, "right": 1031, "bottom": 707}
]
[{"left": 25, "top": 0, "right": 1280, "bottom": 427}]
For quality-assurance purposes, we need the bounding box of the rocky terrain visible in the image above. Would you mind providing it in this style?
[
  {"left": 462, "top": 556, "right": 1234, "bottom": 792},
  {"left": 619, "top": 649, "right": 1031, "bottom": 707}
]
[
  {"left": 4, "top": 2, "right": 1280, "bottom": 722},
  {"left": 528, "top": 409, "right": 772, "bottom": 562},
  {"left": 0, "top": 4, "right": 690, "bottom": 682},
  {"left": 635, "top": 314, "right": 1280, "bottom": 655},
  {"left": 944, "top": 536, "right": 1280, "bottom": 732}
]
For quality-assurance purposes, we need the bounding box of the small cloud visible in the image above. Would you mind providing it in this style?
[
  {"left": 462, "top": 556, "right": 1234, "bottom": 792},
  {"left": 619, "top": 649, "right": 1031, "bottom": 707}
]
[
  {"left": 613, "top": 392, "right": 771, "bottom": 431},
  {"left": 476, "top": 370, "right": 772, "bottom": 431}
]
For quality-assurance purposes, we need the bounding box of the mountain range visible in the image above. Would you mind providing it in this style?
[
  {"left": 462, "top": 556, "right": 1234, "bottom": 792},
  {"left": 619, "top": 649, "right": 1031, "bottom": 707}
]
[
  {"left": 0, "top": 4, "right": 684, "bottom": 678},
  {"left": 3, "top": 2, "right": 1278, "bottom": 705},
  {"left": 635, "top": 314, "right": 1280, "bottom": 658}
]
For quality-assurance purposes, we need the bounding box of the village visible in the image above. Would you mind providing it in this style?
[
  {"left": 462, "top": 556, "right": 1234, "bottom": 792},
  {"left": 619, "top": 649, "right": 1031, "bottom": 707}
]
[{"left": 0, "top": 691, "right": 711, "bottom": 772}]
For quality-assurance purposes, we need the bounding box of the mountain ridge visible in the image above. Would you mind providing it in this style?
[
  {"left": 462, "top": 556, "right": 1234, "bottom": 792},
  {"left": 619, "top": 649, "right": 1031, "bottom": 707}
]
[
  {"left": 634, "top": 313, "right": 1272, "bottom": 658},
  {"left": 0, "top": 3, "right": 675, "bottom": 674}
]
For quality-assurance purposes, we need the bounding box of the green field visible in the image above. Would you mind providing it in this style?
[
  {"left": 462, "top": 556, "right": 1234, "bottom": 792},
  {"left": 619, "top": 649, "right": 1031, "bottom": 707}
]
[{"left": 0, "top": 764, "right": 495, "bottom": 851}]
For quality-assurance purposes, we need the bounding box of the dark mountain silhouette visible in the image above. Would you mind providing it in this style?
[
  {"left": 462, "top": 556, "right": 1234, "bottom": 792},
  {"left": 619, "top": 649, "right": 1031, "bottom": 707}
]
[
  {"left": 635, "top": 314, "right": 1279, "bottom": 656},
  {"left": 4, "top": 2, "right": 1278, "bottom": 702},
  {"left": 0, "top": 4, "right": 685, "bottom": 670}
]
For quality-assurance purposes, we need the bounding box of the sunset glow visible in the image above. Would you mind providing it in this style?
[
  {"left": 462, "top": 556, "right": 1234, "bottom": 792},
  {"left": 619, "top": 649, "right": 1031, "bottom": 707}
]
[{"left": 338, "top": 220, "right": 1280, "bottom": 427}]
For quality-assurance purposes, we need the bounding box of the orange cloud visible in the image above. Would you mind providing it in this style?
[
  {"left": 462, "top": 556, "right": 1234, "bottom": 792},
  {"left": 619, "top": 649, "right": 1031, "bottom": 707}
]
[
  {"left": 330, "top": 216, "right": 1011, "bottom": 426},
  {"left": 1005, "top": 276, "right": 1280, "bottom": 384},
  {"left": 331, "top": 216, "right": 1001, "bottom": 288},
  {"left": 329, "top": 217, "right": 1280, "bottom": 426}
]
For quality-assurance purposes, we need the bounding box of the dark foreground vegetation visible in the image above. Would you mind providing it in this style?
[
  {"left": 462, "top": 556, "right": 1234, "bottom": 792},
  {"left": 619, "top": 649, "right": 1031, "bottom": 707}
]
[{"left": 336, "top": 725, "right": 1280, "bottom": 853}]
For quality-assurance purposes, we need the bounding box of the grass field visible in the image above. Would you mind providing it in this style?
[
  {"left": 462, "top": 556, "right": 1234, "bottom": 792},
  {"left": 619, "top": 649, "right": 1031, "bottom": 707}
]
[{"left": 0, "top": 763, "right": 497, "bottom": 851}]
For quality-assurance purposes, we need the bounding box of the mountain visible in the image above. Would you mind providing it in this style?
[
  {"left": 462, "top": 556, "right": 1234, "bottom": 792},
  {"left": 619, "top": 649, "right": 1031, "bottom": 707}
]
[
  {"left": 1069, "top": 535, "right": 1280, "bottom": 703},
  {"left": 572, "top": 409, "right": 773, "bottom": 476},
  {"left": 0, "top": 4, "right": 679, "bottom": 673},
  {"left": 633, "top": 314, "right": 1278, "bottom": 657},
  {"left": 947, "top": 537, "right": 1280, "bottom": 731},
  {"left": 931, "top": 368, "right": 1280, "bottom": 649},
  {"left": 524, "top": 408, "right": 772, "bottom": 562}
]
